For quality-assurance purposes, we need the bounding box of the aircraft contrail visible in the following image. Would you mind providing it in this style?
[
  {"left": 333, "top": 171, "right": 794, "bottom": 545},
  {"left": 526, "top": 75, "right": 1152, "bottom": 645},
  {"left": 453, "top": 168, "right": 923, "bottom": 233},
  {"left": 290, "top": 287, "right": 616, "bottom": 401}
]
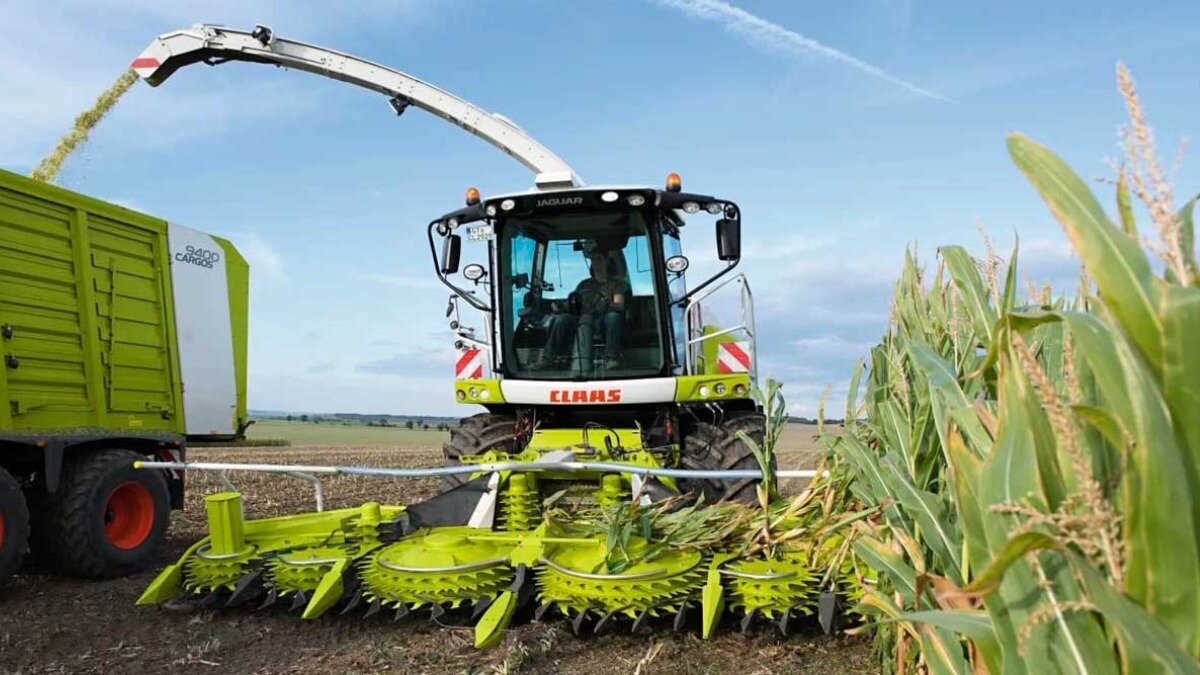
[{"left": 652, "top": 0, "right": 950, "bottom": 103}]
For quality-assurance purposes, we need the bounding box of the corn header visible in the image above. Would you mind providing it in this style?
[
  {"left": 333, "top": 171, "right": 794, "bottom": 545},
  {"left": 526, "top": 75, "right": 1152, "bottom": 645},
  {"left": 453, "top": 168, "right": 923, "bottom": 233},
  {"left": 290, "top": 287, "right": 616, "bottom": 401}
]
[{"left": 130, "top": 24, "right": 862, "bottom": 647}]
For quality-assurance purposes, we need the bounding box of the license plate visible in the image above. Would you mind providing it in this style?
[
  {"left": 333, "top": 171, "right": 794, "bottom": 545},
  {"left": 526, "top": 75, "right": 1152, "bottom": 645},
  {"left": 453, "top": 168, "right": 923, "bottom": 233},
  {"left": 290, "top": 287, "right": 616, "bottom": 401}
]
[{"left": 467, "top": 225, "right": 495, "bottom": 241}]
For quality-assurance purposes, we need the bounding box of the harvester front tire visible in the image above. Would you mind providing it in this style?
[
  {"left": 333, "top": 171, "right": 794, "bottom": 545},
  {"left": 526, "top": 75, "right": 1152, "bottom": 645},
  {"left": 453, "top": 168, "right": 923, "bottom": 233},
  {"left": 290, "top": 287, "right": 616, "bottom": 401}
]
[
  {"left": 34, "top": 449, "right": 169, "bottom": 579},
  {"left": 0, "top": 467, "right": 30, "bottom": 587},
  {"left": 442, "top": 413, "right": 518, "bottom": 490},
  {"left": 678, "top": 412, "right": 770, "bottom": 505}
]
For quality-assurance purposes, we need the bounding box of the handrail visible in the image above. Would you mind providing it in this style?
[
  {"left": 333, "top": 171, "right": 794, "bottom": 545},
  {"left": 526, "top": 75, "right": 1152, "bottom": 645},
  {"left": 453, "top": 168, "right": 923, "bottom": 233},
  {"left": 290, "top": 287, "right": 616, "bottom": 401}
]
[{"left": 683, "top": 273, "right": 757, "bottom": 382}]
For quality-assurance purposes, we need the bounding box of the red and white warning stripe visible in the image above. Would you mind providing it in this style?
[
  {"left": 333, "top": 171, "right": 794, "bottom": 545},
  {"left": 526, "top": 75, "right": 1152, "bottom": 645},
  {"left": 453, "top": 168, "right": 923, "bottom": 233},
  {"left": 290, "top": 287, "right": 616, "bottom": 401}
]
[
  {"left": 455, "top": 347, "right": 485, "bottom": 380},
  {"left": 716, "top": 341, "right": 752, "bottom": 374},
  {"left": 130, "top": 56, "right": 161, "bottom": 79}
]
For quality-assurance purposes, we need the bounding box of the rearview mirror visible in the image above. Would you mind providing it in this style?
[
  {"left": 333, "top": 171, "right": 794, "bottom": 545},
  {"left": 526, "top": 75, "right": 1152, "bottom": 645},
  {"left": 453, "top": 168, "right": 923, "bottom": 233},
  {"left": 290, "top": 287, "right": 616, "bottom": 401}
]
[
  {"left": 716, "top": 219, "right": 740, "bottom": 261},
  {"left": 440, "top": 234, "right": 462, "bottom": 274},
  {"left": 463, "top": 263, "right": 487, "bottom": 282}
]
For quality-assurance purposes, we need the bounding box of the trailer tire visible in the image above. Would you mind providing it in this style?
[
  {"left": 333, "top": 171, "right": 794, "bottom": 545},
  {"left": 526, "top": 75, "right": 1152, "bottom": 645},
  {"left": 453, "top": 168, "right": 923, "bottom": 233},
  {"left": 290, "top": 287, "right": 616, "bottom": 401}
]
[
  {"left": 442, "top": 413, "right": 518, "bottom": 491},
  {"left": 678, "top": 411, "right": 770, "bottom": 505},
  {"left": 0, "top": 468, "right": 30, "bottom": 587},
  {"left": 34, "top": 449, "right": 169, "bottom": 579}
]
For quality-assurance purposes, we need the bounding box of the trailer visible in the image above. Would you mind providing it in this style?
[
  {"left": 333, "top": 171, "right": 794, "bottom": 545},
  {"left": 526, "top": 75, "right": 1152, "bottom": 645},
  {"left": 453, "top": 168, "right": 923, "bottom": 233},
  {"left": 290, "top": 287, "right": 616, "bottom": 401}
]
[{"left": 0, "top": 167, "right": 248, "bottom": 584}]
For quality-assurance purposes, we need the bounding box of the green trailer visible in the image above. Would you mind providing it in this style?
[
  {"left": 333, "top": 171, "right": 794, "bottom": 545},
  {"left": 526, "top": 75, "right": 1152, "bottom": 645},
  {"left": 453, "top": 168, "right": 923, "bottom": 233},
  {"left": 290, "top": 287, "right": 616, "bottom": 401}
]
[{"left": 0, "top": 167, "right": 248, "bottom": 585}]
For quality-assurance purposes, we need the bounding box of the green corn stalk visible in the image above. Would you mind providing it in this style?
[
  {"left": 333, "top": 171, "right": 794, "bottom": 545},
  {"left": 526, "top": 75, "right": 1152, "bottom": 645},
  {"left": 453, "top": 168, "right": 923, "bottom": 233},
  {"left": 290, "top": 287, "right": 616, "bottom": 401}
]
[{"left": 826, "top": 131, "right": 1200, "bottom": 673}]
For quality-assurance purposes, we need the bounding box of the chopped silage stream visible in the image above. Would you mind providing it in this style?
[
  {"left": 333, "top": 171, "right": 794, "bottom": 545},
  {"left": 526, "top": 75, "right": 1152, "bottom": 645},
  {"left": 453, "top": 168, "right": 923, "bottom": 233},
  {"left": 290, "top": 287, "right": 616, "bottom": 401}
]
[
  {"left": 0, "top": 435, "right": 871, "bottom": 674},
  {"left": 28, "top": 69, "right": 138, "bottom": 184}
]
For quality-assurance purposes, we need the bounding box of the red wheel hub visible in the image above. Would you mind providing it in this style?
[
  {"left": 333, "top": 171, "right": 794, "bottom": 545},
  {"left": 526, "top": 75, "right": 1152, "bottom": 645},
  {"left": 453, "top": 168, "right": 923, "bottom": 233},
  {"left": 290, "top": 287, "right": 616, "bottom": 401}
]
[{"left": 104, "top": 481, "right": 154, "bottom": 550}]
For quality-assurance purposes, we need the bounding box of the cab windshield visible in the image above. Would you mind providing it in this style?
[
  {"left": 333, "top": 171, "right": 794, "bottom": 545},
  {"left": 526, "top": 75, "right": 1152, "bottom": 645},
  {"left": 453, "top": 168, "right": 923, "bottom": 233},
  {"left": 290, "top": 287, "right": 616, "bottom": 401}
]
[{"left": 500, "top": 210, "right": 664, "bottom": 379}]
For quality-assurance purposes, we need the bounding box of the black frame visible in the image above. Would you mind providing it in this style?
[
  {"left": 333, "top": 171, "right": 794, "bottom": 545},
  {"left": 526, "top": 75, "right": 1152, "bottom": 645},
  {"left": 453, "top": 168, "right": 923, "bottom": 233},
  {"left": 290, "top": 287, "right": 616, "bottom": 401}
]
[{"left": 427, "top": 188, "right": 742, "bottom": 380}]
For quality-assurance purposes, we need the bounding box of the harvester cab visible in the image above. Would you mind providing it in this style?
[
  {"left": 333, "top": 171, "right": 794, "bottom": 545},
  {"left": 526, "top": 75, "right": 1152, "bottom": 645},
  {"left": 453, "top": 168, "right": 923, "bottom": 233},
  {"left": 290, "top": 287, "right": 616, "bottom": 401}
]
[
  {"left": 430, "top": 178, "right": 765, "bottom": 505},
  {"left": 130, "top": 24, "right": 844, "bottom": 649}
]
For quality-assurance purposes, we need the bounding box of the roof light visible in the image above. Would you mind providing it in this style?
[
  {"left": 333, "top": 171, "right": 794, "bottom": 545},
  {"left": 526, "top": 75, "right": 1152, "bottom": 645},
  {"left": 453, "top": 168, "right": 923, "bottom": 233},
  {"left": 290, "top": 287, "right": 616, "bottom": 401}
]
[
  {"left": 485, "top": 204, "right": 497, "bottom": 216},
  {"left": 601, "top": 191, "right": 619, "bottom": 202},
  {"left": 465, "top": 187, "right": 481, "bottom": 206},
  {"left": 501, "top": 199, "right": 516, "bottom": 211},
  {"left": 705, "top": 202, "right": 722, "bottom": 215},
  {"left": 446, "top": 217, "right": 459, "bottom": 230},
  {"left": 626, "top": 194, "right": 646, "bottom": 207},
  {"left": 665, "top": 172, "right": 682, "bottom": 192},
  {"left": 682, "top": 201, "right": 700, "bottom": 214}
]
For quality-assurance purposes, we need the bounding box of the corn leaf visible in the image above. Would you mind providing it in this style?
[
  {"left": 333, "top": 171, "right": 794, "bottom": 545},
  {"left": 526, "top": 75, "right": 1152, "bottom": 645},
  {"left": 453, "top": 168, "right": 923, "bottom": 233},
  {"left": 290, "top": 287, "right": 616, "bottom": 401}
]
[
  {"left": 1176, "top": 194, "right": 1198, "bottom": 284},
  {"left": 961, "top": 531, "right": 1059, "bottom": 595},
  {"left": 1060, "top": 310, "right": 1200, "bottom": 654},
  {"left": 1067, "top": 551, "right": 1200, "bottom": 675},
  {"left": 940, "top": 245, "right": 998, "bottom": 342},
  {"left": 853, "top": 537, "right": 918, "bottom": 605},
  {"left": 1008, "top": 134, "right": 1163, "bottom": 367},
  {"left": 880, "top": 454, "right": 963, "bottom": 584},
  {"left": 1116, "top": 170, "right": 1138, "bottom": 238}
]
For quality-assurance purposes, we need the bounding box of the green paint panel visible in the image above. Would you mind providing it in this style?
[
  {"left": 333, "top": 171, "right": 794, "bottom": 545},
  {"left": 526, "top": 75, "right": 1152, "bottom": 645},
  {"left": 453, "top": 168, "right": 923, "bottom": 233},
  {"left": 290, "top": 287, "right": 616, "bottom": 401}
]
[
  {"left": 0, "top": 168, "right": 246, "bottom": 436},
  {"left": 213, "top": 236, "right": 249, "bottom": 429}
]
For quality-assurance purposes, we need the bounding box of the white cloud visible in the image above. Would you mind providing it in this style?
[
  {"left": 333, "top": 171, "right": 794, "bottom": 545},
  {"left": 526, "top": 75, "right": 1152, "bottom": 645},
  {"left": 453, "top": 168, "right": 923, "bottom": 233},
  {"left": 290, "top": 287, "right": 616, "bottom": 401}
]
[
  {"left": 650, "top": 0, "right": 949, "bottom": 102},
  {"left": 221, "top": 231, "right": 287, "bottom": 285}
]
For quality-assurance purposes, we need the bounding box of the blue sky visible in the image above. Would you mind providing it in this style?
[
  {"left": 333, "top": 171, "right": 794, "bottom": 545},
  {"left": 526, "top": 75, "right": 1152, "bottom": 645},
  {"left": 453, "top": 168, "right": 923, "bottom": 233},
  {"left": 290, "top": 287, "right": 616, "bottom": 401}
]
[{"left": 3, "top": 0, "right": 1198, "bottom": 416}]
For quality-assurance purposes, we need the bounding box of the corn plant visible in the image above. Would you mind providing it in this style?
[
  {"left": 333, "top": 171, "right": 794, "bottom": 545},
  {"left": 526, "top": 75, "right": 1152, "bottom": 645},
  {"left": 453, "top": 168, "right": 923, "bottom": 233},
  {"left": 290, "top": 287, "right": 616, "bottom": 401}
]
[{"left": 829, "top": 89, "right": 1200, "bottom": 671}]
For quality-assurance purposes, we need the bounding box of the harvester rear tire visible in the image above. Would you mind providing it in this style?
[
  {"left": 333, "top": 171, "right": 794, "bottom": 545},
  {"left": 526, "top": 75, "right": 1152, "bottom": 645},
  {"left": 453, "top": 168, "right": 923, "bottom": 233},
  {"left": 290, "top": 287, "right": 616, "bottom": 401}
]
[
  {"left": 678, "top": 411, "right": 770, "bottom": 505},
  {"left": 442, "top": 413, "right": 518, "bottom": 491},
  {"left": 0, "top": 467, "right": 30, "bottom": 587},
  {"left": 33, "top": 449, "right": 169, "bottom": 579}
]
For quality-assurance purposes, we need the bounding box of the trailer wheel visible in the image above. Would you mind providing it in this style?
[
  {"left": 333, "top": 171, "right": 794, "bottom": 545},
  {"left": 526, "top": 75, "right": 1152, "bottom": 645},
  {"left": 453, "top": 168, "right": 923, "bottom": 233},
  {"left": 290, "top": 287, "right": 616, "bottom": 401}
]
[
  {"left": 442, "top": 413, "right": 517, "bottom": 490},
  {"left": 0, "top": 468, "right": 30, "bottom": 587},
  {"left": 35, "top": 449, "right": 169, "bottom": 579},
  {"left": 678, "top": 411, "right": 770, "bottom": 505}
]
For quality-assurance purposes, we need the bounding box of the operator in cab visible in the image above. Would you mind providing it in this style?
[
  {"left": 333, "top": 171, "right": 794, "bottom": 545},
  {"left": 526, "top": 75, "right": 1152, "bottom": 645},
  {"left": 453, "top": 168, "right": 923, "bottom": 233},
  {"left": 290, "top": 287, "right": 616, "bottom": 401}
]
[{"left": 536, "top": 247, "right": 629, "bottom": 372}]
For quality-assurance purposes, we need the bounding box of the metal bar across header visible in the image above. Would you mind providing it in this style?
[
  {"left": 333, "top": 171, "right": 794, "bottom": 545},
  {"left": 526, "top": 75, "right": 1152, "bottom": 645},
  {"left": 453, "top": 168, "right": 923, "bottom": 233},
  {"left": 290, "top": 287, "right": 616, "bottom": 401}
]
[{"left": 135, "top": 460, "right": 823, "bottom": 481}]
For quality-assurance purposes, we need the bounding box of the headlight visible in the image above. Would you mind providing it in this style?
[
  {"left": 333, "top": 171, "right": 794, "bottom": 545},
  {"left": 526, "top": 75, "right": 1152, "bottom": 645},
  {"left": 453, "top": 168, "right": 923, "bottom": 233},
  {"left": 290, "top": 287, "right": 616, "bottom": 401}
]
[
  {"left": 480, "top": 389, "right": 491, "bottom": 400},
  {"left": 469, "top": 387, "right": 478, "bottom": 398},
  {"left": 714, "top": 383, "right": 727, "bottom": 396},
  {"left": 456, "top": 390, "right": 467, "bottom": 401},
  {"left": 734, "top": 384, "right": 747, "bottom": 396},
  {"left": 698, "top": 385, "right": 710, "bottom": 398}
]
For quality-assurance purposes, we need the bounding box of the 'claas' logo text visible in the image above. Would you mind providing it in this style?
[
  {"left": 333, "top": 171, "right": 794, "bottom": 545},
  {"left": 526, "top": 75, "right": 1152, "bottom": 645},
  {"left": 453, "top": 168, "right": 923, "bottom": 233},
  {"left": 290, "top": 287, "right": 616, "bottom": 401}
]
[{"left": 549, "top": 389, "right": 622, "bottom": 403}]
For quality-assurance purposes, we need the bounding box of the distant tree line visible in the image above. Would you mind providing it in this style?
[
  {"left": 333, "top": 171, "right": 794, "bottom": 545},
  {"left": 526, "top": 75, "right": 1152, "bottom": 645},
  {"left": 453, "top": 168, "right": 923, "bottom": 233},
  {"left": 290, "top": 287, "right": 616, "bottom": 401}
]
[{"left": 278, "top": 413, "right": 452, "bottom": 431}]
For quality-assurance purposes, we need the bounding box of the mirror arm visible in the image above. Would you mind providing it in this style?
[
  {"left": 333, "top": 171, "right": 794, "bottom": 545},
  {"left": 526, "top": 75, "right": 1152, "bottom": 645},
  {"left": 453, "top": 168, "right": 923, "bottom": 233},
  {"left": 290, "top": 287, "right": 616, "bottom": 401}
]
[
  {"left": 427, "top": 221, "right": 491, "bottom": 313},
  {"left": 676, "top": 256, "right": 739, "bottom": 307}
]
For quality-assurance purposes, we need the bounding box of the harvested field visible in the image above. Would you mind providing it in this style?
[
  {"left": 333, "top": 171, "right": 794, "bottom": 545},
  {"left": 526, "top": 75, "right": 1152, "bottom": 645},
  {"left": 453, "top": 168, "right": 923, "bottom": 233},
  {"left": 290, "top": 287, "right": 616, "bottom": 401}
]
[{"left": 0, "top": 428, "right": 870, "bottom": 674}]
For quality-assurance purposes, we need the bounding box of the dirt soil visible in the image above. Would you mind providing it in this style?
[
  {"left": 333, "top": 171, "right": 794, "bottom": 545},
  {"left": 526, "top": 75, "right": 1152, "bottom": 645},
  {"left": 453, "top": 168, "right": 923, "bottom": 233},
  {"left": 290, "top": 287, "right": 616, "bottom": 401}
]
[{"left": 0, "top": 441, "right": 873, "bottom": 675}]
